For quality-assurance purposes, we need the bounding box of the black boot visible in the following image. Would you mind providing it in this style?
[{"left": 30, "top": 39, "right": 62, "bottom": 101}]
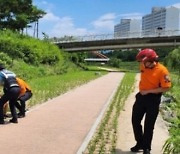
[
  {"left": 0, "top": 120, "right": 5, "bottom": 124},
  {"left": 143, "top": 149, "right": 151, "bottom": 154},
  {"left": 9, "top": 118, "right": 18, "bottom": 123},
  {"left": 130, "top": 143, "right": 143, "bottom": 152},
  {"left": 18, "top": 112, "right": 25, "bottom": 118}
]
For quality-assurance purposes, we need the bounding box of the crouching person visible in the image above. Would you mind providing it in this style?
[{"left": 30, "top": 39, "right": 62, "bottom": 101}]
[
  {"left": 2, "top": 77, "right": 32, "bottom": 119},
  {"left": 15, "top": 77, "right": 32, "bottom": 118},
  {"left": 0, "top": 64, "right": 20, "bottom": 124}
]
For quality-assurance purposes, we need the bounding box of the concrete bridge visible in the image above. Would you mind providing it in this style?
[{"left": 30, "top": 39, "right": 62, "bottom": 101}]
[{"left": 54, "top": 35, "right": 180, "bottom": 52}]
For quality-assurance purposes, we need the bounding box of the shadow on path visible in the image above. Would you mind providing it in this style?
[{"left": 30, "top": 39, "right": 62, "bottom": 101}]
[{"left": 116, "top": 149, "right": 142, "bottom": 154}]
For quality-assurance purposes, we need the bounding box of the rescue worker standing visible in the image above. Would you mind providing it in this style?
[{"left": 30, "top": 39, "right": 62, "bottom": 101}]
[
  {"left": 131, "top": 49, "right": 171, "bottom": 154},
  {"left": 0, "top": 64, "right": 20, "bottom": 124},
  {"left": 15, "top": 77, "right": 32, "bottom": 118}
]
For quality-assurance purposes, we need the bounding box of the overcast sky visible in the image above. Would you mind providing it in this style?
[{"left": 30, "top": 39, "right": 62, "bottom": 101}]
[{"left": 32, "top": 0, "right": 180, "bottom": 38}]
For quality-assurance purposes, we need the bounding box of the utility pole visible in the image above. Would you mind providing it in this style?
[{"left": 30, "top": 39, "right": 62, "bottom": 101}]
[{"left": 37, "top": 20, "right": 39, "bottom": 38}]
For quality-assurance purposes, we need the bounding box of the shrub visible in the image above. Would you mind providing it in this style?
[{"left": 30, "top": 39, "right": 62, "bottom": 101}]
[{"left": 0, "top": 30, "right": 64, "bottom": 66}]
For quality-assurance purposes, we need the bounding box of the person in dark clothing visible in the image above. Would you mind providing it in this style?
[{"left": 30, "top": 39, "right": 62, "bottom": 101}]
[
  {"left": 15, "top": 77, "right": 32, "bottom": 118},
  {"left": 131, "top": 49, "right": 171, "bottom": 154},
  {"left": 0, "top": 64, "right": 20, "bottom": 124}
]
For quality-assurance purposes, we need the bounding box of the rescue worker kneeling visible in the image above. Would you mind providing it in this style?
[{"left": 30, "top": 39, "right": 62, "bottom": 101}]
[
  {"left": 15, "top": 77, "right": 32, "bottom": 118},
  {"left": 0, "top": 64, "right": 20, "bottom": 124}
]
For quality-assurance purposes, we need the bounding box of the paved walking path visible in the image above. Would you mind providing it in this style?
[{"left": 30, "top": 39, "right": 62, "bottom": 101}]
[
  {"left": 0, "top": 72, "right": 124, "bottom": 154},
  {"left": 115, "top": 74, "right": 169, "bottom": 154}
]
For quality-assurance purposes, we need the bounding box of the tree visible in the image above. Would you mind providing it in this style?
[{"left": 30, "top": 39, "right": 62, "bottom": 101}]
[
  {"left": 0, "top": 0, "right": 46, "bottom": 34},
  {"left": 106, "top": 49, "right": 137, "bottom": 62},
  {"left": 165, "top": 47, "right": 180, "bottom": 82},
  {"left": 154, "top": 47, "right": 175, "bottom": 61}
]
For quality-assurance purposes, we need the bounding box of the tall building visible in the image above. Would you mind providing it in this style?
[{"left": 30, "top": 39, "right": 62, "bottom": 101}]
[
  {"left": 114, "top": 5, "right": 180, "bottom": 38},
  {"left": 114, "top": 19, "right": 141, "bottom": 38},
  {"left": 142, "top": 6, "right": 180, "bottom": 36}
]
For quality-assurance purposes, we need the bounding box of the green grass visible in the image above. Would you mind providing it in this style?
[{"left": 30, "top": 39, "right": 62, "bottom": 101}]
[
  {"left": 86, "top": 62, "right": 139, "bottom": 73},
  {"left": 85, "top": 72, "right": 136, "bottom": 154},
  {"left": 0, "top": 30, "right": 64, "bottom": 66},
  {"left": 162, "top": 73, "right": 180, "bottom": 154},
  {"left": 118, "top": 61, "right": 139, "bottom": 72},
  {"left": 27, "top": 70, "right": 107, "bottom": 107}
]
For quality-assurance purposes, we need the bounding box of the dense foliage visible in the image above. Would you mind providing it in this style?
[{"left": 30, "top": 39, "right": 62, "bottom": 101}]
[
  {"left": 0, "top": 30, "right": 64, "bottom": 66},
  {"left": 105, "top": 49, "right": 137, "bottom": 62},
  {"left": 162, "top": 73, "right": 180, "bottom": 154},
  {"left": 165, "top": 47, "right": 180, "bottom": 79},
  {"left": 104, "top": 48, "right": 175, "bottom": 70},
  {"left": 105, "top": 48, "right": 175, "bottom": 62},
  {"left": 0, "top": 30, "right": 83, "bottom": 80},
  {"left": 156, "top": 47, "right": 180, "bottom": 154},
  {"left": 0, "top": 0, "right": 46, "bottom": 31}
]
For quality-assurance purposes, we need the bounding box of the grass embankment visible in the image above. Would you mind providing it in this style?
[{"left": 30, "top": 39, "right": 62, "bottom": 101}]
[
  {"left": 84, "top": 72, "right": 136, "bottom": 154},
  {"left": 0, "top": 30, "right": 108, "bottom": 110}
]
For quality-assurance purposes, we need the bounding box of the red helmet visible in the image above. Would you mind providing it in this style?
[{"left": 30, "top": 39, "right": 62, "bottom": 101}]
[{"left": 136, "top": 48, "right": 158, "bottom": 62}]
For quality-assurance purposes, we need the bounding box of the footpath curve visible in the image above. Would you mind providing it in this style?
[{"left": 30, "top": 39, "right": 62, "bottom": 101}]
[{"left": 0, "top": 72, "right": 124, "bottom": 154}]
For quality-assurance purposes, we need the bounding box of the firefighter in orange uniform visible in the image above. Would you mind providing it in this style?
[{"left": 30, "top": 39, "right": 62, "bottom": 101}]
[
  {"left": 15, "top": 78, "right": 32, "bottom": 118},
  {"left": 130, "top": 49, "right": 171, "bottom": 154}
]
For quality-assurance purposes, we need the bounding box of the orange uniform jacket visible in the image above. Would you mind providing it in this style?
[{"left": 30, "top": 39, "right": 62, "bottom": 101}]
[
  {"left": 139, "top": 63, "right": 171, "bottom": 91},
  {"left": 16, "top": 78, "right": 32, "bottom": 97}
]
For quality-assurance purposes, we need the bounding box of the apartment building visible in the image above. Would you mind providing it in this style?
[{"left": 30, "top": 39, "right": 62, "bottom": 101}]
[
  {"left": 142, "top": 6, "right": 180, "bottom": 36},
  {"left": 114, "top": 6, "right": 180, "bottom": 38},
  {"left": 114, "top": 19, "right": 141, "bottom": 38}
]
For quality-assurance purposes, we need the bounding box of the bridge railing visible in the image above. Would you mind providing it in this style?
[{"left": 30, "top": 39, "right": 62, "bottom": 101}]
[{"left": 52, "top": 29, "right": 180, "bottom": 43}]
